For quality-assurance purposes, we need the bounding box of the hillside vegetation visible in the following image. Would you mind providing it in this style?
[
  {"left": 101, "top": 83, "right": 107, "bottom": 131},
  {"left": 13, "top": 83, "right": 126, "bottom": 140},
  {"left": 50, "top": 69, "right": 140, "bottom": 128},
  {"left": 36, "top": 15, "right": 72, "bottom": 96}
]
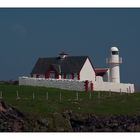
[{"left": 0, "top": 84, "right": 140, "bottom": 117}]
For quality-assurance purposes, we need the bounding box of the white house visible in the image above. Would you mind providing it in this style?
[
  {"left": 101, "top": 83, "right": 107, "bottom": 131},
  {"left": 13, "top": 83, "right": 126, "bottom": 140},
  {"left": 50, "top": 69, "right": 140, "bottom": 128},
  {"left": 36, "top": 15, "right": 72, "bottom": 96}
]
[{"left": 31, "top": 52, "right": 96, "bottom": 82}]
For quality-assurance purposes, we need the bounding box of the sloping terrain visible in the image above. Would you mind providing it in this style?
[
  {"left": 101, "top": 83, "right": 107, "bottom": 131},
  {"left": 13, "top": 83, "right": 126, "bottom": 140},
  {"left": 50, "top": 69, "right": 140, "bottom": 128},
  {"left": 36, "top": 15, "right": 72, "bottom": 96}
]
[
  {"left": 1, "top": 100, "right": 140, "bottom": 132},
  {"left": 1, "top": 84, "right": 140, "bottom": 132},
  {"left": 0, "top": 100, "right": 49, "bottom": 132}
]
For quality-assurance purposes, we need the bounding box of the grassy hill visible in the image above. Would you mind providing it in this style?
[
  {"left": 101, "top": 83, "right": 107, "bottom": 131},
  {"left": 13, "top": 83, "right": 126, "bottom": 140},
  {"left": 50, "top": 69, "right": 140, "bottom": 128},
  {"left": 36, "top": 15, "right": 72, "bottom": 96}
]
[{"left": 0, "top": 84, "right": 140, "bottom": 117}]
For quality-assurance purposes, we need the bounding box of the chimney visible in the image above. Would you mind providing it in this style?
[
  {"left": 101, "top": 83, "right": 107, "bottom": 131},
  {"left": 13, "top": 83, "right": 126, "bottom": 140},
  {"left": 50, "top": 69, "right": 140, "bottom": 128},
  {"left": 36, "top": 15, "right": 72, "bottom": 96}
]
[{"left": 59, "top": 52, "right": 68, "bottom": 59}]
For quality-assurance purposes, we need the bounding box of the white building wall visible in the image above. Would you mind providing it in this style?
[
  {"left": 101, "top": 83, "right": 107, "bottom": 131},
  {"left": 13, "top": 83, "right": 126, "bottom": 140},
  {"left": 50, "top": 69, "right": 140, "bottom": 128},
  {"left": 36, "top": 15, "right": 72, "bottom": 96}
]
[
  {"left": 80, "top": 58, "right": 96, "bottom": 81},
  {"left": 103, "top": 69, "right": 110, "bottom": 82},
  {"left": 96, "top": 76, "right": 103, "bottom": 82},
  {"left": 19, "top": 77, "right": 135, "bottom": 93},
  {"left": 110, "top": 64, "right": 120, "bottom": 83},
  {"left": 94, "top": 81, "right": 135, "bottom": 93},
  {"left": 33, "top": 74, "right": 37, "bottom": 78}
]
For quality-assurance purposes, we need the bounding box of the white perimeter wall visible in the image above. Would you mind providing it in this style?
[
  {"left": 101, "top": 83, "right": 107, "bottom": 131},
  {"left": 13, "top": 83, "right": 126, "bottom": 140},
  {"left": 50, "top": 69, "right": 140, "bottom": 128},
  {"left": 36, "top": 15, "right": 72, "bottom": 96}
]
[
  {"left": 19, "top": 77, "right": 85, "bottom": 91},
  {"left": 19, "top": 77, "right": 135, "bottom": 93},
  {"left": 80, "top": 58, "right": 96, "bottom": 81},
  {"left": 94, "top": 81, "right": 135, "bottom": 93}
]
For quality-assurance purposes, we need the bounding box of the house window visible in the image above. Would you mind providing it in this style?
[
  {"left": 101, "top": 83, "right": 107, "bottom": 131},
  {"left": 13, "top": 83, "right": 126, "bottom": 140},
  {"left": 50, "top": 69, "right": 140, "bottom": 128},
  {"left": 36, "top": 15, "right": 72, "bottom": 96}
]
[
  {"left": 62, "top": 74, "right": 65, "bottom": 79},
  {"left": 33, "top": 74, "right": 37, "bottom": 78},
  {"left": 61, "top": 74, "right": 66, "bottom": 79},
  {"left": 66, "top": 74, "right": 72, "bottom": 79},
  {"left": 36, "top": 74, "right": 39, "bottom": 78},
  {"left": 50, "top": 71, "right": 55, "bottom": 79},
  {"left": 62, "top": 73, "right": 76, "bottom": 79}
]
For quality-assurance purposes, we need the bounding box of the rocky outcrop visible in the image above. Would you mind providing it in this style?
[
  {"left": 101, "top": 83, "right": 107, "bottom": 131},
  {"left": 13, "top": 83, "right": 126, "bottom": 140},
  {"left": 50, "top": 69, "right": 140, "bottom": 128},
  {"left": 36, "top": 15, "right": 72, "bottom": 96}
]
[
  {"left": 47, "top": 111, "right": 140, "bottom": 132},
  {"left": 66, "top": 112, "right": 140, "bottom": 132},
  {"left": 47, "top": 112, "right": 73, "bottom": 132},
  {"left": 0, "top": 100, "right": 49, "bottom": 132},
  {"left": 0, "top": 100, "right": 26, "bottom": 132},
  {"left": 1, "top": 100, "right": 140, "bottom": 132}
]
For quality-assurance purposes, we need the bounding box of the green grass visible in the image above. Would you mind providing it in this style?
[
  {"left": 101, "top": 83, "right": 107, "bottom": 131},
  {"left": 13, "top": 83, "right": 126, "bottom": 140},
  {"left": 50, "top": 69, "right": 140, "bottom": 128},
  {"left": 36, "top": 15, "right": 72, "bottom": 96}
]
[{"left": 0, "top": 84, "right": 140, "bottom": 117}]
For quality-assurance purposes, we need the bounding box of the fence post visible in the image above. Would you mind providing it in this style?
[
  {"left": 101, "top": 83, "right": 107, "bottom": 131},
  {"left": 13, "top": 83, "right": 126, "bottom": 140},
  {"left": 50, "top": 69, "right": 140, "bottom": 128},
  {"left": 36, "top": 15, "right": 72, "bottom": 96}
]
[
  {"left": 60, "top": 92, "right": 62, "bottom": 102},
  {"left": 109, "top": 89, "right": 111, "bottom": 96},
  {"left": 120, "top": 88, "right": 122, "bottom": 95},
  {"left": 98, "top": 91, "right": 100, "bottom": 104},
  {"left": 89, "top": 92, "right": 91, "bottom": 100},
  {"left": 16, "top": 90, "right": 20, "bottom": 100},
  {"left": 46, "top": 92, "right": 48, "bottom": 100},
  {"left": 127, "top": 88, "right": 129, "bottom": 95},
  {"left": 76, "top": 92, "right": 79, "bottom": 101},
  {"left": 98, "top": 91, "right": 100, "bottom": 99},
  {"left": 33, "top": 92, "right": 35, "bottom": 100},
  {"left": 0, "top": 91, "right": 2, "bottom": 99},
  {"left": 129, "top": 86, "right": 131, "bottom": 93}
]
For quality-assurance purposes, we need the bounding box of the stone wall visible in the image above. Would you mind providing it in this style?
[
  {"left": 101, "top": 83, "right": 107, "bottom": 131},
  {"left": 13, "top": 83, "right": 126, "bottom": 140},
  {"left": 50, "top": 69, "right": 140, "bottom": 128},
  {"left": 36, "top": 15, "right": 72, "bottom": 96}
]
[{"left": 19, "top": 77, "right": 85, "bottom": 91}]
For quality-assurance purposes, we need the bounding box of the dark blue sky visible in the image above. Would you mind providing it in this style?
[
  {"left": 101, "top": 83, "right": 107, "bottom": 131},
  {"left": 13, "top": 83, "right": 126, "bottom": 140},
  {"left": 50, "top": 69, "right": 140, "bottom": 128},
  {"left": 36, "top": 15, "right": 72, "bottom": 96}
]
[{"left": 0, "top": 8, "right": 139, "bottom": 89}]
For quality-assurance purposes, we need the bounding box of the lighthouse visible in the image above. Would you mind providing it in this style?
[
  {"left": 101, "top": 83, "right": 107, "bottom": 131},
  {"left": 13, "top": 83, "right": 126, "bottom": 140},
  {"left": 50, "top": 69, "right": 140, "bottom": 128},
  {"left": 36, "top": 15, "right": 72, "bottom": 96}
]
[{"left": 107, "top": 47, "right": 122, "bottom": 83}]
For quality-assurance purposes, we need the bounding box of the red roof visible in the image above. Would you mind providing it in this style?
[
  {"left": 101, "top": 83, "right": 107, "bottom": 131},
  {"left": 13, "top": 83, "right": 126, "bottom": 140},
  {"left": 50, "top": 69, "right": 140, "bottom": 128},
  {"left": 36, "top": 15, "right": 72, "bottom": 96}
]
[{"left": 95, "top": 68, "right": 108, "bottom": 76}]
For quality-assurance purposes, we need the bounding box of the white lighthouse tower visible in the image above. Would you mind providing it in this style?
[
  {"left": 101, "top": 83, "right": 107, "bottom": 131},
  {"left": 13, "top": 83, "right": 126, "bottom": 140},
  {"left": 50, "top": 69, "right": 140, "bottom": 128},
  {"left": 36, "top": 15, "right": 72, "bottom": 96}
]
[{"left": 107, "top": 47, "right": 122, "bottom": 83}]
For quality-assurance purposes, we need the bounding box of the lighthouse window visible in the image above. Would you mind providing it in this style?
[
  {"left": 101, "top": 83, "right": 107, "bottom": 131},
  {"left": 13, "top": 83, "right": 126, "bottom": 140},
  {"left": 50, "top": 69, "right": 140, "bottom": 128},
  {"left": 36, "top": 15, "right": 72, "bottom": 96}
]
[{"left": 112, "top": 51, "right": 118, "bottom": 55}]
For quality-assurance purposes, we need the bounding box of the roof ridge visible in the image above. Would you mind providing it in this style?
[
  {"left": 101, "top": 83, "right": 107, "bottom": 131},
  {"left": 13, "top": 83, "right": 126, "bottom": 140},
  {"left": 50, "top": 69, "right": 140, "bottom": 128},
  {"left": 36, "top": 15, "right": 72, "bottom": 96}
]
[{"left": 39, "top": 56, "right": 88, "bottom": 59}]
